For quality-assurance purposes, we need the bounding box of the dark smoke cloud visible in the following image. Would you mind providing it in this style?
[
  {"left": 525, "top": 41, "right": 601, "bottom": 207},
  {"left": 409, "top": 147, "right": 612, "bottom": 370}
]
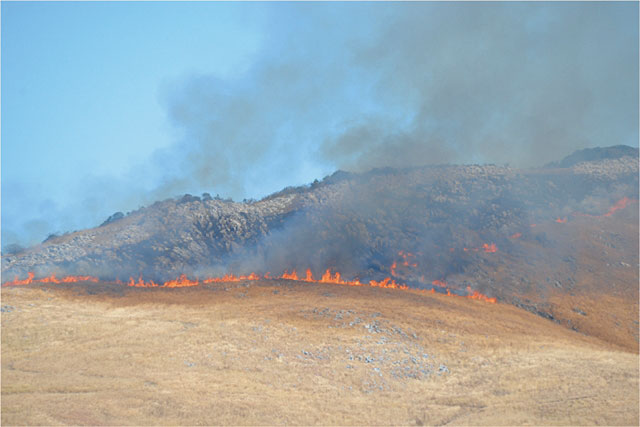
[{"left": 162, "top": 1, "right": 638, "bottom": 199}]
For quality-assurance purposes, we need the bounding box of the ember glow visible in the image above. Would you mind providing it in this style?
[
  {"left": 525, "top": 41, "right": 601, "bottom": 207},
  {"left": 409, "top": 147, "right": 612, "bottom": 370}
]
[
  {"left": 455, "top": 244, "right": 498, "bottom": 253},
  {"left": 390, "top": 251, "right": 419, "bottom": 277},
  {"left": 398, "top": 251, "right": 418, "bottom": 267}
]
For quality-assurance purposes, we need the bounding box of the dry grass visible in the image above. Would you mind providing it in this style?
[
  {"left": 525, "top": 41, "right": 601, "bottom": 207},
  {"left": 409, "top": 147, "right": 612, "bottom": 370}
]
[{"left": 2, "top": 281, "right": 638, "bottom": 425}]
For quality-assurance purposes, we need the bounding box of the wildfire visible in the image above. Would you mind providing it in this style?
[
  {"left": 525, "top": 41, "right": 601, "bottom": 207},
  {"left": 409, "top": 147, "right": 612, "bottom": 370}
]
[
  {"left": 466, "top": 286, "right": 497, "bottom": 303},
  {"left": 127, "top": 276, "right": 159, "bottom": 287},
  {"left": 603, "top": 197, "right": 631, "bottom": 217},
  {"left": 369, "top": 277, "right": 407, "bottom": 290},
  {"left": 163, "top": 274, "right": 199, "bottom": 288},
  {"left": 203, "top": 272, "right": 261, "bottom": 283},
  {"left": 390, "top": 251, "right": 419, "bottom": 277},
  {"left": 3, "top": 271, "right": 35, "bottom": 286},
  {"left": 2, "top": 272, "right": 99, "bottom": 287},
  {"left": 281, "top": 270, "right": 299, "bottom": 281},
  {"left": 398, "top": 251, "right": 418, "bottom": 267},
  {"left": 274, "top": 268, "right": 407, "bottom": 289},
  {"left": 481, "top": 243, "right": 497, "bottom": 253},
  {"left": 3, "top": 269, "right": 496, "bottom": 304},
  {"left": 573, "top": 197, "right": 634, "bottom": 219},
  {"left": 508, "top": 198, "right": 634, "bottom": 243},
  {"left": 432, "top": 279, "right": 448, "bottom": 287},
  {"left": 458, "top": 243, "right": 498, "bottom": 253}
]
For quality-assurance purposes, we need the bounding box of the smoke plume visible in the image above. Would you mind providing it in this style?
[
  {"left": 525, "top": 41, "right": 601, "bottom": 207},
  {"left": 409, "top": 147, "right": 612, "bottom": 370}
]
[{"left": 163, "top": 2, "right": 638, "bottom": 196}]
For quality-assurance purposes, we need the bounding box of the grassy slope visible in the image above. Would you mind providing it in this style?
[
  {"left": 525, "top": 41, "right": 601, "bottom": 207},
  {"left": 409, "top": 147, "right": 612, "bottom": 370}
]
[{"left": 2, "top": 281, "right": 637, "bottom": 425}]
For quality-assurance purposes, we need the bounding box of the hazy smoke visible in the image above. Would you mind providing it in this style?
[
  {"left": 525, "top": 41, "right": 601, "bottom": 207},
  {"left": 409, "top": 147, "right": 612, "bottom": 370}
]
[
  {"left": 324, "top": 3, "right": 639, "bottom": 170},
  {"left": 3, "top": 2, "right": 638, "bottom": 251},
  {"left": 164, "top": 2, "right": 638, "bottom": 194}
]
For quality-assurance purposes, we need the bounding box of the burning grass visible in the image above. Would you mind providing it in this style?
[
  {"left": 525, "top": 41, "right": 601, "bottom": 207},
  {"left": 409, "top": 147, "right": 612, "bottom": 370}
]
[{"left": 3, "top": 267, "right": 497, "bottom": 304}]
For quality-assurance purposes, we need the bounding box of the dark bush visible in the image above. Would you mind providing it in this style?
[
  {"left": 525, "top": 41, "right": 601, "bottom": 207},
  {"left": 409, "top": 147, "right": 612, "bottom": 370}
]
[{"left": 100, "top": 212, "right": 125, "bottom": 226}]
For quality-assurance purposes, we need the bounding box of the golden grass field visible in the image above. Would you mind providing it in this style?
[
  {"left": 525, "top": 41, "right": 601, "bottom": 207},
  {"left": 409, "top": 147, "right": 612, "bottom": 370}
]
[{"left": 2, "top": 280, "right": 638, "bottom": 425}]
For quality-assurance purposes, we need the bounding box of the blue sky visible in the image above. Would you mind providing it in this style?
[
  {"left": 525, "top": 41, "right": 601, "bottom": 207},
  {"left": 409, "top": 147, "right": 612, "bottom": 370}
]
[
  {"left": 2, "top": 2, "right": 638, "bottom": 249},
  {"left": 2, "top": 2, "right": 269, "bottom": 246}
]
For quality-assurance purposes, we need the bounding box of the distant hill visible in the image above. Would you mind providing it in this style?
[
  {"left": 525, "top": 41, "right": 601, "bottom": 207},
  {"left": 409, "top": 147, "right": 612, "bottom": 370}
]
[{"left": 545, "top": 145, "right": 638, "bottom": 168}]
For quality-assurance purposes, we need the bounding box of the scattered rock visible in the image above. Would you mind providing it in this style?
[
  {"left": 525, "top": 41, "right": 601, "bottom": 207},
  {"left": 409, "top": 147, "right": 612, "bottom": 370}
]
[{"left": 572, "top": 307, "right": 587, "bottom": 316}]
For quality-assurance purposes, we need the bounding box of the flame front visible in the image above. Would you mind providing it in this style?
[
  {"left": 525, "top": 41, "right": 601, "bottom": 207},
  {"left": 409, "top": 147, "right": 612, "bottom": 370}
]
[
  {"left": 3, "top": 272, "right": 98, "bottom": 287},
  {"left": 3, "top": 269, "right": 497, "bottom": 304}
]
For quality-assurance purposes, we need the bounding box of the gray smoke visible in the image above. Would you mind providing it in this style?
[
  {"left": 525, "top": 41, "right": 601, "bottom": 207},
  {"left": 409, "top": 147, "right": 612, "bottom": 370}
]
[
  {"left": 323, "top": 3, "right": 639, "bottom": 169},
  {"left": 4, "top": 3, "right": 637, "bottom": 252},
  {"left": 163, "top": 2, "right": 638, "bottom": 196}
]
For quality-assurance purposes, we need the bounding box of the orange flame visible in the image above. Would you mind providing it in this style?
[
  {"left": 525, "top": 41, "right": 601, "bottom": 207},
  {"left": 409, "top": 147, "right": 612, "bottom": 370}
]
[
  {"left": 398, "top": 251, "right": 417, "bottom": 267},
  {"left": 320, "top": 269, "right": 344, "bottom": 284},
  {"left": 2, "top": 272, "right": 99, "bottom": 287},
  {"left": 603, "top": 197, "right": 631, "bottom": 217},
  {"left": 163, "top": 274, "right": 199, "bottom": 288},
  {"left": 305, "top": 268, "right": 314, "bottom": 282},
  {"left": 466, "top": 286, "right": 497, "bottom": 303},
  {"left": 3, "top": 269, "right": 496, "bottom": 304},
  {"left": 202, "top": 273, "right": 261, "bottom": 284},
  {"left": 482, "top": 243, "right": 497, "bottom": 253},
  {"left": 510, "top": 232, "right": 522, "bottom": 239},
  {"left": 281, "top": 270, "right": 299, "bottom": 281},
  {"left": 3, "top": 272, "right": 35, "bottom": 286},
  {"left": 127, "top": 275, "right": 159, "bottom": 287},
  {"left": 432, "top": 279, "right": 448, "bottom": 287},
  {"left": 555, "top": 217, "right": 567, "bottom": 224},
  {"left": 458, "top": 243, "right": 497, "bottom": 253},
  {"left": 390, "top": 251, "right": 419, "bottom": 278},
  {"left": 369, "top": 277, "right": 407, "bottom": 290}
]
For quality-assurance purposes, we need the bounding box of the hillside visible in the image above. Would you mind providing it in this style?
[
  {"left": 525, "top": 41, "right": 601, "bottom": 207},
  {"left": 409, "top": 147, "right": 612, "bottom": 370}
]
[
  {"left": 2, "top": 147, "right": 638, "bottom": 348},
  {"left": 2, "top": 280, "right": 637, "bottom": 425},
  {"left": 545, "top": 145, "right": 639, "bottom": 168}
]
